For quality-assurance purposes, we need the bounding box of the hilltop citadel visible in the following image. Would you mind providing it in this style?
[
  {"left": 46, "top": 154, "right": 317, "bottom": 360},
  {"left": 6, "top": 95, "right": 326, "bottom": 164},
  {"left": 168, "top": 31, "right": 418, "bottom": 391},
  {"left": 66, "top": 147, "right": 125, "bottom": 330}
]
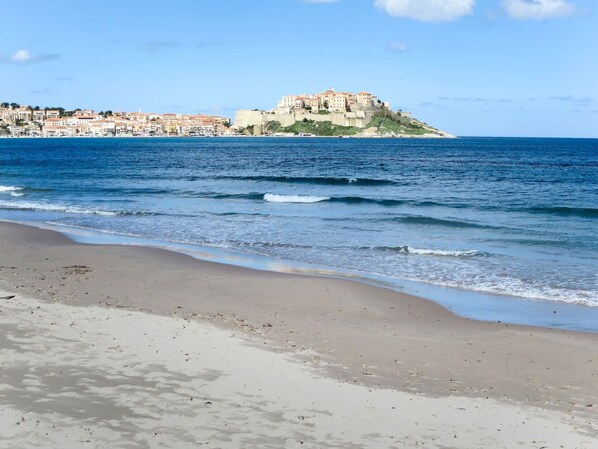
[{"left": 235, "top": 88, "right": 452, "bottom": 137}]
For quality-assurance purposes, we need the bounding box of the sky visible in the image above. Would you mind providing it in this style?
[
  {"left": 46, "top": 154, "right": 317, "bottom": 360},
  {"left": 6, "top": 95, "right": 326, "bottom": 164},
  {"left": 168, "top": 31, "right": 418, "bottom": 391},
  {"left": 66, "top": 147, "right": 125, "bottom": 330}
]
[{"left": 1, "top": 0, "right": 597, "bottom": 137}]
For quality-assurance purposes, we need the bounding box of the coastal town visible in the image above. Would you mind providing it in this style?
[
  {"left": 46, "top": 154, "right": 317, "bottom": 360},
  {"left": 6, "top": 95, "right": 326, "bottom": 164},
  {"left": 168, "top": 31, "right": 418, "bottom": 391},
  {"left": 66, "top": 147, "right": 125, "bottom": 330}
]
[
  {"left": 0, "top": 89, "right": 452, "bottom": 138},
  {"left": 0, "top": 103, "right": 232, "bottom": 137}
]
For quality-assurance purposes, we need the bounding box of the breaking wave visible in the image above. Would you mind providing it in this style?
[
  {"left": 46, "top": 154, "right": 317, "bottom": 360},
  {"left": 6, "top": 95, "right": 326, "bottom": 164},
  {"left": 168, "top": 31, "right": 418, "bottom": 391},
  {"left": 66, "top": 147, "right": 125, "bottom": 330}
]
[
  {"left": 263, "top": 194, "right": 330, "bottom": 203},
  {"left": 197, "top": 192, "right": 408, "bottom": 206},
  {"left": 0, "top": 200, "right": 152, "bottom": 217},
  {"left": 0, "top": 185, "right": 23, "bottom": 193},
  {"left": 378, "top": 245, "right": 486, "bottom": 258}
]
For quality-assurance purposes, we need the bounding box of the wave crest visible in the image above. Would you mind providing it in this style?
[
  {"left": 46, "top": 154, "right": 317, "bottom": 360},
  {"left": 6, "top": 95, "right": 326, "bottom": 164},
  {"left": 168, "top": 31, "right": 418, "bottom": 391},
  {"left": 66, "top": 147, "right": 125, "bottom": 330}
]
[
  {"left": 0, "top": 200, "right": 119, "bottom": 216},
  {"left": 379, "top": 245, "right": 486, "bottom": 258},
  {"left": 264, "top": 194, "right": 330, "bottom": 204},
  {"left": 0, "top": 185, "right": 23, "bottom": 193},
  {"left": 526, "top": 205, "right": 598, "bottom": 219},
  {"left": 395, "top": 216, "right": 493, "bottom": 229}
]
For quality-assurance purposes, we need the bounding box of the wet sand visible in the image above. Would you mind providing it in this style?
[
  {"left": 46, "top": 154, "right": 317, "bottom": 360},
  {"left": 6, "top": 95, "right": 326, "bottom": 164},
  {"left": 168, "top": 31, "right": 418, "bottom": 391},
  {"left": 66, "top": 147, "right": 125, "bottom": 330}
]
[{"left": 0, "top": 221, "right": 597, "bottom": 448}]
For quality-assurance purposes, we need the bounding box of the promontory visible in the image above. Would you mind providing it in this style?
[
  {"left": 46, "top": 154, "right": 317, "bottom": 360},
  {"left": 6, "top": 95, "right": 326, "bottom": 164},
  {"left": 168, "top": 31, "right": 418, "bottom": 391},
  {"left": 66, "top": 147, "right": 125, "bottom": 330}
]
[{"left": 234, "top": 88, "right": 454, "bottom": 138}]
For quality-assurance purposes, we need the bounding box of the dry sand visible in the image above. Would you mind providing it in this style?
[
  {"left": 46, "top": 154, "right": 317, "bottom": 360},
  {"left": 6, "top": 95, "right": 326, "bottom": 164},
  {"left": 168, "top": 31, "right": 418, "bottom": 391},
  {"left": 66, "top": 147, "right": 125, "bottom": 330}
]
[{"left": 0, "top": 221, "right": 597, "bottom": 448}]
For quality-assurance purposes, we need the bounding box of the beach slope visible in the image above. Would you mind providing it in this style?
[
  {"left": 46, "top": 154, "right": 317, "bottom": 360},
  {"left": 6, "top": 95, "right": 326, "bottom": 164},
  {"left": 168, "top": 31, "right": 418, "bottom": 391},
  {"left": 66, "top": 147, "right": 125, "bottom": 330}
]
[{"left": 0, "top": 222, "right": 597, "bottom": 447}]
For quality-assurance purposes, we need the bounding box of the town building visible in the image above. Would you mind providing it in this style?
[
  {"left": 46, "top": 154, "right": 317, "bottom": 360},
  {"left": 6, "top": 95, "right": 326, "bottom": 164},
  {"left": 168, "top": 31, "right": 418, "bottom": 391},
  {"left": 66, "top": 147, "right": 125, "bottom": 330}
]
[{"left": 274, "top": 88, "right": 389, "bottom": 115}]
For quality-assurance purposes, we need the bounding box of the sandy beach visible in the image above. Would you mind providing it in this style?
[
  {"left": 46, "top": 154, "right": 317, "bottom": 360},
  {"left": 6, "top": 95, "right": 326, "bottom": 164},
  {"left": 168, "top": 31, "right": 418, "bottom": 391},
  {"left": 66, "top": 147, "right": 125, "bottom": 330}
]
[{"left": 1, "top": 221, "right": 597, "bottom": 448}]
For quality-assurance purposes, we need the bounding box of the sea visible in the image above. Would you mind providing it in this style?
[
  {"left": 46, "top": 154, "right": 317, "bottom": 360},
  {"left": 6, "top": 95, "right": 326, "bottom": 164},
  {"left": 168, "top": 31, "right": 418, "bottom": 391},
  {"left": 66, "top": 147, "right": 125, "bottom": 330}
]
[{"left": 1, "top": 137, "right": 597, "bottom": 331}]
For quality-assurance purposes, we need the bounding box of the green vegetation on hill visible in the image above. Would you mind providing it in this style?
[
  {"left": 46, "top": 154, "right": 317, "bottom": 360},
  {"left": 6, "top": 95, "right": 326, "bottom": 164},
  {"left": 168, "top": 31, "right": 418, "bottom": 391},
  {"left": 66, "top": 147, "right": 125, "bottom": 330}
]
[
  {"left": 366, "top": 115, "right": 430, "bottom": 136},
  {"left": 267, "top": 120, "right": 362, "bottom": 137},
  {"left": 266, "top": 121, "right": 283, "bottom": 133},
  {"left": 261, "top": 112, "right": 444, "bottom": 137}
]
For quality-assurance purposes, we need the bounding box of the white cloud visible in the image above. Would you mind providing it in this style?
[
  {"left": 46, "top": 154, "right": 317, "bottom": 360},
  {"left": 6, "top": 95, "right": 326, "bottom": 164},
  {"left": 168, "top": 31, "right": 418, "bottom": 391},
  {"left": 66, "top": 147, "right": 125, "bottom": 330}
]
[
  {"left": 502, "top": 0, "right": 576, "bottom": 20},
  {"left": 11, "top": 50, "right": 32, "bottom": 62},
  {"left": 374, "top": 0, "right": 476, "bottom": 22},
  {"left": 1, "top": 49, "right": 60, "bottom": 64}
]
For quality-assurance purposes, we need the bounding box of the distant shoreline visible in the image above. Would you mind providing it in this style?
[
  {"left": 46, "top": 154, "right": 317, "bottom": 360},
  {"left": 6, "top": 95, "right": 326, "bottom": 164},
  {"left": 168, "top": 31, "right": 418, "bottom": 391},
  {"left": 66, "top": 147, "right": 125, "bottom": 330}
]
[{"left": 0, "top": 133, "right": 455, "bottom": 139}]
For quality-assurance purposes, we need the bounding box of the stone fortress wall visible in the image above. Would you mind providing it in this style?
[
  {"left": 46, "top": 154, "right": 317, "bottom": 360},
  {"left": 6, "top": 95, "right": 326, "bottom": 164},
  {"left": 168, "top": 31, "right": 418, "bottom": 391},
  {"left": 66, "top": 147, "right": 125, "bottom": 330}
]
[{"left": 234, "top": 110, "right": 375, "bottom": 133}]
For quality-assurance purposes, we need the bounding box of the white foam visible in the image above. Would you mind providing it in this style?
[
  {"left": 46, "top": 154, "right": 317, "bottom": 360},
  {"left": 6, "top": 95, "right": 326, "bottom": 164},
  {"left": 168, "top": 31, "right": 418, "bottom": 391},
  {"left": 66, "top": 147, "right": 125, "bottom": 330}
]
[
  {"left": 264, "top": 194, "right": 330, "bottom": 204},
  {"left": 0, "top": 200, "right": 118, "bottom": 216},
  {"left": 0, "top": 185, "right": 23, "bottom": 193},
  {"left": 397, "top": 246, "right": 482, "bottom": 257},
  {"left": 403, "top": 274, "right": 598, "bottom": 307},
  {"left": 10, "top": 192, "right": 24, "bottom": 197}
]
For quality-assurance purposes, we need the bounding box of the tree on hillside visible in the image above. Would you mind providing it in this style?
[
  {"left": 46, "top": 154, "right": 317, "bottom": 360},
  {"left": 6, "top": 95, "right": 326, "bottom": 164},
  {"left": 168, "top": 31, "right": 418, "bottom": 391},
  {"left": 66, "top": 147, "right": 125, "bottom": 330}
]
[
  {"left": 44, "top": 106, "right": 65, "bottom": 115},
  {"left": 63, "top": 109, "right": 79, "bottom": 117}
]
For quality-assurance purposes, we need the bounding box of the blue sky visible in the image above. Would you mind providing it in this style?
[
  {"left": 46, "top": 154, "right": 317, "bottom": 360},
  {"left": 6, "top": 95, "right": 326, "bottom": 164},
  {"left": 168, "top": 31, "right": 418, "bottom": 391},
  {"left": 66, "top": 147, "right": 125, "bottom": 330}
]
[{"left": 1, "top": 0, "right": 597, "bottom": 137}]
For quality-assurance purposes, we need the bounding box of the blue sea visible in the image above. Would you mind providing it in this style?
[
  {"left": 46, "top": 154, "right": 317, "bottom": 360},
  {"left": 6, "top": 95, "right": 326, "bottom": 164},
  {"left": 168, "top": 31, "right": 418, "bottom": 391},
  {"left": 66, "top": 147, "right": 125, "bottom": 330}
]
[{"left": 1, "top": 137, "right": 597, "bottom": 331}]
